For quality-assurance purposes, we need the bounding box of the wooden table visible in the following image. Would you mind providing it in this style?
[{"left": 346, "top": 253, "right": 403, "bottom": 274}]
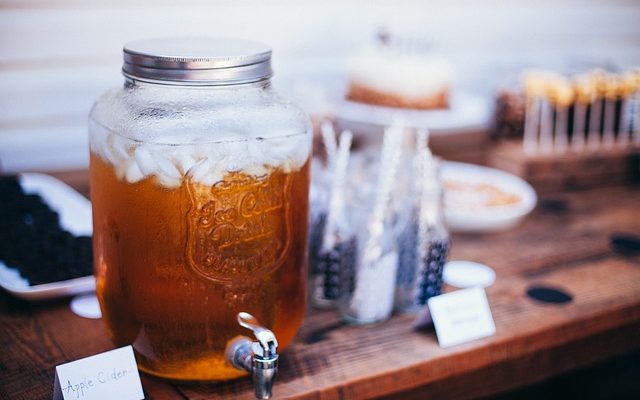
[{"left": 2, "top": 184, "right": 640, "bottom": 400}]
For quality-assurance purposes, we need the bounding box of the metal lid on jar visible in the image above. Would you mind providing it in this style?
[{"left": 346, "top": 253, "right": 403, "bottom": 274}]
[{"left": 122, "top": 37, "right": 272, "bottom": 85}]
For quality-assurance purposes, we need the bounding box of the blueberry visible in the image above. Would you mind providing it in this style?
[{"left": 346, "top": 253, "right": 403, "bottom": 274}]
[
  {"left": 415, "top": 238, "right": 450, "bottom": 305},
  {"left": 316, "top": 236, "right": 357, "bottom": 301},
  {"left": 0, "top": 176, "right": 93, "bottom": 285}
]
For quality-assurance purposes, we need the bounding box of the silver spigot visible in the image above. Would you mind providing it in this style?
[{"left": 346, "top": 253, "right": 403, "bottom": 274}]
[{"left": 225, "top": 312, "right": 279, "bottom": 399}]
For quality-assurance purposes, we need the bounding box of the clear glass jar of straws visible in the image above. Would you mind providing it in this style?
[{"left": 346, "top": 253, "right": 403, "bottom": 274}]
[{"left": 309, "top": 123, "right": 448, "bottom": 323}]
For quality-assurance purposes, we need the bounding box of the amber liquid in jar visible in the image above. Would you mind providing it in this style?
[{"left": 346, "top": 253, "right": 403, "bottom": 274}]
[{"left": 90, "top": 147, "right": 309, "bottom": 380}]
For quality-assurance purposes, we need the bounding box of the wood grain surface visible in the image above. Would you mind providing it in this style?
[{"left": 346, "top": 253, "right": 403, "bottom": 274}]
[{"left": 1, "top": 184, "right": 640, "bottom": 400}]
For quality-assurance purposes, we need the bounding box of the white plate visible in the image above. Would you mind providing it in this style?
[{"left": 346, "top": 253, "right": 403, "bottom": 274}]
[
  {"left": 0, "top": 173, "right": 95, "bottom": 301},
  {"left": 441, "top": 162, "right": 537, "bottom": 232},
  {"left": 333, "top": 92, "right": 492, "bottom": 135}
]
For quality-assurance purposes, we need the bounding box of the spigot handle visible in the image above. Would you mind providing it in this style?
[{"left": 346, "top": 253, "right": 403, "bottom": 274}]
[
  {"left": 227, "top": 312, "right": 279, "bottom": 400},
  {"left": 237, "top": 312, "right": 279, "bottom": 359}
]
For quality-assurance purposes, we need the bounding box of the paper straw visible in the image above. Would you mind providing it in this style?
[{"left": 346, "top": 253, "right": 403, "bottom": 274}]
[
  {"left": 617, "top": 99, "right": 629, "bottom": 146},
  {"left": 539, "top": 100, "right": 553, "bottom": 154},
  {"left": 633, "top": 94, "right": 640, "bottom": 146},
  {"left": 416, "top": 128, "right": 429, "bottom": 160},
  {"left": 602, "top": 98, "right": 616, "bottom": 148},
  {"left": 321, "top": 121, "right": 338, "bottom": 167},
  {"left": 572, "top": 102, "right": 586, "bottom": 151},
  {"left": 523, "top": 97, "right": 540, "bottom": 155},
  {"left": 415, "top": 129, "right": 432, "bottom": 312},
  {"left": 415, "top": 128, "right": 430, "bottom": 191},
  {"left": 359, "top": 121, "right": 403, "bottom": 268},
  {"left": 415, "top": 129, "right": 438, "bottom": 229},
  {"left": 415, "top": 128, "right": 439, "bottom": 282},
  {"left": 588, "top": 98, "right": 603, "bottom": 150},
  {"left": 321, "top": 130, "right": 353, "bottom": 251},
  {"left": 554, "top": 106, "right": 568, "bottom": 154},
  {"left": 367, "top": 124, "right": 402, "bottom": 252}
]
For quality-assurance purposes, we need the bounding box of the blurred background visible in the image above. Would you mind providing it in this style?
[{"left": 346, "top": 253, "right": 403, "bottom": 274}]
[
  {"left": 1, "top": 0, "right": 640, "bottom": 173},
  {"left": 1, "top": 3, "right": 640, "bottom": 399}
]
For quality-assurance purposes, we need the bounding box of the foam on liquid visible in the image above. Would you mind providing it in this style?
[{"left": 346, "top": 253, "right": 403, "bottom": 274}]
[{"left": 91, "top": 127, "right": 311, "bottom": 189}]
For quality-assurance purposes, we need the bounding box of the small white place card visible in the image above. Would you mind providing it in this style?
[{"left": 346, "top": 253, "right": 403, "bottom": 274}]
[
  {"left": 53, "top": 346, "right": 144, "bottom": 400},
  {"left": 428, "top": 287, "right": 496, "bottom": 348}
]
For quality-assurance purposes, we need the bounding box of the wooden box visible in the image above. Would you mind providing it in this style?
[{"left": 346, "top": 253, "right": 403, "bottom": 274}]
[{"left": 488, "top": 140, "right": 640, "bottom": 192}]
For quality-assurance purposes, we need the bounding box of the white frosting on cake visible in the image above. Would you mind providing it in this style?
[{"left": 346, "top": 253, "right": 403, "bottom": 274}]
[{"left": 347, "top": 47, "right": 454, "bottom": 99}]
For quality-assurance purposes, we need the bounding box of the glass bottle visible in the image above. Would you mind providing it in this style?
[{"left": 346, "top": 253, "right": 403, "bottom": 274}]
[{"left": 395, "top": 155, "right": 450, "bottom": 313}]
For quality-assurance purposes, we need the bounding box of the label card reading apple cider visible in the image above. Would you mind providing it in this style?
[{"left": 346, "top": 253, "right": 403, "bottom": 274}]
[
  {"left": 428, "top": 287, "right": 496, "bottom": 348},
  {"left": 53, "top": 346, "right": 144, "bottom": 400}
]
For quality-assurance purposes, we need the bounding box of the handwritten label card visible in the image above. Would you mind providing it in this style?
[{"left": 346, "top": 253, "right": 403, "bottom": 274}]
[
  {"left": 53, "top": 346, "right": 144, "bottom": 400},
  {"left": 428, "top": 287, "right": 496, "bottom": 348}
]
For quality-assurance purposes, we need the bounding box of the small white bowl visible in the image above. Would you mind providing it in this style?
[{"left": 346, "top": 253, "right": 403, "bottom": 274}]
[{"left": 441, "top": 162, "right": 537, "bottom": 233}]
